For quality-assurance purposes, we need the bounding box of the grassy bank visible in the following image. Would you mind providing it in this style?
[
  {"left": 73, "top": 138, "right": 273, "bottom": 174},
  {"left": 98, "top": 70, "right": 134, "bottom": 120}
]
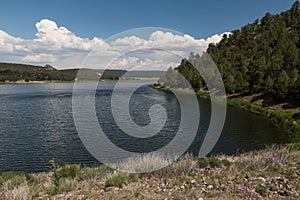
[
  {"left": 150, "top": 84, "right": 300, "bottom": 142},
  {"left": 0, "top": 145, "right": 299, "bottom": 199},
  {"left": 226, "top": 97, "right": 300, "bottom": 142}
]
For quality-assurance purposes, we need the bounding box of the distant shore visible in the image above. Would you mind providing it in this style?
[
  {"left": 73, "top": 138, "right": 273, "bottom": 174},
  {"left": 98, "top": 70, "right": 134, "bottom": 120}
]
[
  {"left": 0, "top": 78, "right": 160, "bottom": 85},
  {"left": 0, "top": 80, "right": 75, "bottom": 84}
]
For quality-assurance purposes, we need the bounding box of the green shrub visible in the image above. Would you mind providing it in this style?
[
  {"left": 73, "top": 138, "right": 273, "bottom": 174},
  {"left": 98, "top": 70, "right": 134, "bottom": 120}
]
[
  {"left": 197, "top": 157, "right": 231, "bottom": 168},
  {"left": 290, "top": 143, "right": 300, "bottom": 151},
  {"left": 105, "top": 172, "right": 131, "bottom": 188},
  {"left": 76, "top": 165, "right": 110, "bottom": 181},
  {"left": 48, "top": 160, "right": 82, "bottom": 195},
  {"left": 255, "top": 185, "right": 267, "bottom": 196},
  {"left": 221, "top": 159, "right": 231, "bottom": 167},
  {"left": 0, "top": 171, "right": 34, "bottom": 186},
  {"left": 267, "top": 164, "right": 280, "bottom": 173},
  {"left": 209, "top": 157, "right": 222, "bottom": 168},
  {"left": 57, "top": 164, "right": 80, "bottom": 179},
  {"left": 197, "top": 157, "right": 209, "bottom": 168},
  {"left": 57, "top": 178, "right": 77, "bottom": 194}
]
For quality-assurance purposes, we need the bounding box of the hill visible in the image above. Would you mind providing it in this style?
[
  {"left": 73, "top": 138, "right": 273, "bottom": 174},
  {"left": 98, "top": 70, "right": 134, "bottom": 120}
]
[
  {"left": 160, "top": 1, "right": 300, "bottom": 101},
  {"left": 0, "top": 62, "right": 165, "bottom": 83},
  {"left": 0, "top": 63, "right": 77, "bottom": 82}
]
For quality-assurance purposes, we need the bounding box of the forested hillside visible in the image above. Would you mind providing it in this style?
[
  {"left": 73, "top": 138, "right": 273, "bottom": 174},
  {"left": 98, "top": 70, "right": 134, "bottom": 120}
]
[
  {"left": 160, "top": 1, "right": 300, "bottom": 100},
  {"left": 0, "top": 63, "right": 122, "bottom": 82}
]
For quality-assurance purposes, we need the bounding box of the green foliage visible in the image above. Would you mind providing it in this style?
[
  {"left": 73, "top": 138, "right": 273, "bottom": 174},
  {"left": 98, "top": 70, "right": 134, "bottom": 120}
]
[
  {"left": 221, "top": 159, "right": 231, "bottom": 167},
  {"left": 197, "top": 157, "right": 231, "bottom": 168},
  {"left": 208, "top": 158, "right": 223, "bottom": 168},
  {"left": 255, "top": 185, "right": 267, "bottom": 196},
  {"left": 290, "top": 143, "right": 300, "bottom": 151},
  {"left": 105, "top": 172, "right": 131, "bottom": 188},
  {"left": 208, "top": 2, "right": 300, "bottom": 99},
  {"left": 0, "top": 171, "right": 34, "bottom": 184},
  {"left": 227, "top": 97, "right": 300, "bottom": 141},
  {"left": 159, "top": 2, "right": 300, "bottom": 100},
  {"left": 0, "top": 171, "right": 34, "bottom": 189},
  {"left": 197, "top": 157, "right": 210, "bottom": 168},
  {"left": 57, "top": 164, "right": 80, "bottom": 179},
  {"left": 49, "top": 159, "right": 60, "bottom": 195},
  {"left": 76, "top": 166, "right": 110, "bottom": 181},
  {"left": 0, "top": 62, "right": 122, "bottom": 82}
]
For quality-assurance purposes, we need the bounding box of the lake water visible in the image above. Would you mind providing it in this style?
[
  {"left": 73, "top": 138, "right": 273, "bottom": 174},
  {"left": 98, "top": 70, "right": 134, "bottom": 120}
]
[{"left": 0, "top": 82, "right": 287, "bottom": 172}]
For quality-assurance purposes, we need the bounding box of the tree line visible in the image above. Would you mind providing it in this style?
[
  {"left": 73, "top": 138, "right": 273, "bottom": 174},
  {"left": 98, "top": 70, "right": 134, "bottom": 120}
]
[
  {"left": 0, "top": 63, "right": 121, "bottom": 82},
  {"left": 159, "top": 1, "right": 300, "bottom": 100}
]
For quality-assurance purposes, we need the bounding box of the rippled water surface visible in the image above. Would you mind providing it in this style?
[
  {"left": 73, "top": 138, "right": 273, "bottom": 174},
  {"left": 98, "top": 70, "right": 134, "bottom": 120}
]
[{"left": 0, "top": 82, "right": 287, "bottom": 172}]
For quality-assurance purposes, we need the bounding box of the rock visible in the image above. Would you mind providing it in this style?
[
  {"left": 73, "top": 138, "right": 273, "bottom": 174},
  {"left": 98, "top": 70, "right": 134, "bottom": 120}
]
[
  {"left": 276, "top": 177, "right": 284, "bottom": 182},
  {"left": 269, "top": 185, "right": 277, "bottom": 191},
  {"left": 279, "top": 191, "right": 289, "bottom": 196},
  {"left": 258, "top": 177, "right": 266, "bottom": 182},
  {"left": 51, "top": 194, "right": 64, "bottom": 200},
  {"left": 105, "top": 186, "right": 119, "bottom": 192},
  {"left": 286, "top": 184, "right": 293, "bottom": 190},
  {"left": 207, "top": 185, "right": 213, "bottom": 189},
  {"left": 65, "top": 194, "right": 73, "bottom": 199},
  {"left": 191, "top": 180, "right": 196, "bottom": 184}
]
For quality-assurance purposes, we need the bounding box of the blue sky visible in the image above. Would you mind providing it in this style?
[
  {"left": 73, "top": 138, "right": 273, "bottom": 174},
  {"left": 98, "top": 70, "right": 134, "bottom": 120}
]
[
  {"left": 0, "top": 0, "right": 296, "bottom": 69},
  {"left": 0, "top": 0, "right": 295, "bottom": 39}
]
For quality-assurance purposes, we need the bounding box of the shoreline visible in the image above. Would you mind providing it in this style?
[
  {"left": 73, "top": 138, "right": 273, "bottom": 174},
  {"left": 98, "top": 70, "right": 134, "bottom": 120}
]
[
  {"left": 0, "top": 84, "right": 299, "bottom": 199},
  {"left": 0, "top": 79, "right": 159, "bottom": 85},
  {"left": 0, "top": 144, "right": 299, "bottom": 199},
  {"left": 0, "top": 80, "right": 75, "bottom": 84},
  {"left": 150, "top": 84, "right": 300, "bottom": 143}
]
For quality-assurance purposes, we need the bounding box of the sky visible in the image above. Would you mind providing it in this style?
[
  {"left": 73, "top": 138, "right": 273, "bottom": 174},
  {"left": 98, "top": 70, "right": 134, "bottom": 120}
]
[{"left": 0, "top": 0, "right": 296, "bottom": 70}]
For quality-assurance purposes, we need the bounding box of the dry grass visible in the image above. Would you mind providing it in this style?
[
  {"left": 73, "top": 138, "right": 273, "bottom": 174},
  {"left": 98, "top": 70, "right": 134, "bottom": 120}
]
[
  {"left": 115, "top": 152, "right": 173, "bottom": 173},
  {"left": 169, "top": 153, "right": 196, "bottom": 177},
  {"left": 0, "top": 144, "right": 299, "bottom": 199},
  {"left": 3, "top": 183, "right": 31, "bottom": 200}
]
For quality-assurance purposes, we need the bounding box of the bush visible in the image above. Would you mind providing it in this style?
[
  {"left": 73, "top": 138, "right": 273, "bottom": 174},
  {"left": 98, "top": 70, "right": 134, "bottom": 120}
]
[
  {"left": 255, "top": 185, "right": 267, "bottom": 196},
  {"left": 208, "top": 157, "right": 223, "bottom": 168},
  {"left": 57, "top": 164, "right": 80, "bottom": 179},
  {"left": 105, "top": 172, "right": 131, "bottom": 188},
  {"left": 197, "top": 157, "right": 231, "bottom": 168},
  {"left": 221, "top": 159, "right": 231, "bottom": 167},
  {"left": 49, "top": 160, "right": 81, "bottom": 195},
  {"left": 0, "top": 171, "right": 34, "bottom": 186},
  {"left": 197, "top": 157, "right": 209, "bottom": 168},
  {"left": 76, "top": 166, "right": 110, "bottom": 181}
]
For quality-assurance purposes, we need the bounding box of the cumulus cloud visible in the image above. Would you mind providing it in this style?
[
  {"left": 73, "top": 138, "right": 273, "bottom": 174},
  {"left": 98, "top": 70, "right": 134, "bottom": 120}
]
[
  {"left": 0, "top": 19, "right": 229, "bottom": 70},
  {"left": 34, "top": 19, "right": 102, "bottom": 51},
  {"left": 22, "top": 53, "right": 57, "bottom": 62}
]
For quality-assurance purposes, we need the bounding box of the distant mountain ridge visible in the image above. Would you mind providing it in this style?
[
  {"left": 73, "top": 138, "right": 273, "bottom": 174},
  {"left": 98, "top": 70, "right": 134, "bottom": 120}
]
[{"left": 0, "top": 62, "right": 166, "bottom": 82}]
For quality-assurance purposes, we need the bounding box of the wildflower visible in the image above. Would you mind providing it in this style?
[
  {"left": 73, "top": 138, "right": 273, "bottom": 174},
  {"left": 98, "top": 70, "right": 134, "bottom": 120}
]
[
  {"left": 265, "top": 156, "right": 279, "bottom": 163},
  {"left": 237, "top": 186, "right": 261, "bottom": 199},
  {"left": 0, "top": 191, "right": 5, "bottom": 197}
]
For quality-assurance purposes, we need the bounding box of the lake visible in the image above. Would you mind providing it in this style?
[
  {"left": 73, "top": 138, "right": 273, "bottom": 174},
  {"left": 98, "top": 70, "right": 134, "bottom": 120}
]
[{"left": 0, "top": 82, "right": 287, "bottom": 172}]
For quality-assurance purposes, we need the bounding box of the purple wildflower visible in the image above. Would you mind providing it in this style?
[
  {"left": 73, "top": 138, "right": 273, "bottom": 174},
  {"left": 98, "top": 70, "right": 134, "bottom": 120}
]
[
  {"left": 237, "top": 186, "right": 252, "bottom": 194},
  {"left": 237, "top": 186, "right": 261, "bottom": 199},
  {"left": 266, "top": 156, "right": 279, "bottom": 163}
]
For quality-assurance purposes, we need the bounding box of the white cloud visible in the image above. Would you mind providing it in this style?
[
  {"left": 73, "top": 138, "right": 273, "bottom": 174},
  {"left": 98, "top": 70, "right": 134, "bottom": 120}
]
[
  {"left": 0, "top": 19, "right": 229, "bottom": 70},
  {"left": 34, "top": 19, "right": 102, "bottom": 51},
  {"left": 22, "top": 53, "right": 57, "bottom": 62},
  {"left": 200, "top": 32, "right": 231, "bottom": 46}
]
